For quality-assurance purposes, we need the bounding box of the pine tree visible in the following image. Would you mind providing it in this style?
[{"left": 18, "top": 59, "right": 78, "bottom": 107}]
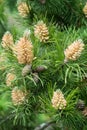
[{"left": 0, "top": 0, "right": 87, "bottom": 130}]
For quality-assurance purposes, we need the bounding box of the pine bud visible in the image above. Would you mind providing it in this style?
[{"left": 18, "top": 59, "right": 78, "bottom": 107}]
[
  {"left": 23, "top": 29, "right": 31, "bottom": 39},
  {"left": 39, "top": 0, "right": 46, "bottom": 4},
  {"left": 83, "top": 3, "right": 87, "bottom": 17},
  {"left": 22, "top": 64, "right": 32, "bottom": 76},
  {"left": 2, "top": 31, "right": 14, "bottom": 48},
  {"left": 34, "top": 66, "right": 47, "bottom": 72},
  {"left": 64, "top": 39, "right": 84, "bottom": 62},
  {"left": 33, "top": 72, "right": 39, "bottom": 83},
  {"left": 11, "top": 87, "right": 26, "bottom": 105},
  {"left": 34, "top": 21, "right": 49, "bottom": 43},
  {"left": 76, "top": 99, "right": 85, "bottom": 110},
  {"left": 14, "top": 37, "right": 34, "bottom": 64},
  {"left": 82, "top": 107, "right": 87, "bottom": 116},
  {"left": 18, "top": 2, "right": 30, "bottom": 17},
  {"left": 51, "top": 89, "right": 67, "bottom": 110},
  {"left": 6, "top": 73, "right": 16, "bottom": 86}
]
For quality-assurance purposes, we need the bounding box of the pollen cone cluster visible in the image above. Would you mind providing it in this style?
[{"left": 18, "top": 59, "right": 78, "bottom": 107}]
[
  {"left": 34, "top": 21, "right": 49, "bottom": 42},
  {"left": 2, "top": 31, "right": 14, "bottom": 48},
  {"left": 51, "top": 89, "right": 67, "bottom": 110},
  {"left": 0, "top": 54, "right": 5, "bottom": 62},
  {"left": 14, "top": 37, "right": 33, "bottom": 64},
  {"left": 0, "top": 55, "right": 6, "bottom": 70},
  {"left": 6, "top": 73, "right": 16, "bottom": 86},
  {"left": 11, "top": 87, "right": 26, "bottom": 105},
  {"left": 18, "top": 2, "right": 30, "bottom": 17},
  {"left": 83, "top": 3, "right": 87, "bottom": 17},
  {"left": 64, "top": 39, "right": 84, "bottom": 62}
]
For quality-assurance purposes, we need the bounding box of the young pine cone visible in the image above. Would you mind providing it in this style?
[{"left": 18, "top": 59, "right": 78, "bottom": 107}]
[
  {"left": 11, "top": 87, "right": 26, "bottom": 105},
  {"left": 2, "top": 31, "right": 14, "bottom": 48},
  {"left": 18, "top": 2, "right": 30, "bottom": 17},
  {"left": 22, "top": 64, "right": 32, "bottom": 76},
  {"left": 32, "top": 72, "right": 39, "bottom": 83},
  {"left": 34, "top": 21, "right": 49, "bottom": 43},
  {"left": 64, "top": 39, "right": 84, "bottom": 62},
  {"left": 6, "top": 73, "right": 16, "bottom": 86},
  {"left": 34, "top": 66, "right": 47, "bottom": 73},
  {"left": 39, "top": 0, "right": 46, "bottom": 4},
  {"left": 83, "top": 3, "right": 87, "bottom": 17},
  {"left": 14, "top": 37, "right": 34, "bottom": 64},
  {"left": 23, "top": 29, "right": 31, "bottom": 39},
  {"left": 82, "top": 107, "right": 87, "bottom": 116},
  {"left": 76, "top": 99, "right": 85, "bottom": 110},
  {"left": 51, "top": 89, "right": 67, "bottom": 110}
]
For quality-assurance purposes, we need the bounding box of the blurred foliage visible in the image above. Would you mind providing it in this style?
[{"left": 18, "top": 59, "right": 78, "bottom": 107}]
[{"left": 0, "top": 0, "right": 7, "bottom": 39}]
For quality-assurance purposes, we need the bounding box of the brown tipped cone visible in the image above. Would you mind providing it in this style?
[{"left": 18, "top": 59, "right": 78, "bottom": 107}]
[
  {"left": 34, "top": 66, "right": 47, "bottom": 72},
  {"left": 82, "top": 107, "right": 87, "bottom": 116},
  {"left": 32, "top": 72, "right": 39, "bottom": 83},
  {"left": 22, "top": 64, "right": 32, "bottom": 76},
  {"left": 39, "top": 0, "right": 46, "bottom": 4},
  {"left": 76, "top": 99, "right": 85, "bottom": 110}
]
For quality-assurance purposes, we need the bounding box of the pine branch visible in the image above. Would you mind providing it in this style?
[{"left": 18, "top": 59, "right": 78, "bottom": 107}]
[
  {"left": 0, "top": 111, "right": 15, "bottom": 125},
  {"left": 0, "top": 20, "right": 6, "bottom": 31},
  {"left": 34, "top": 121, "right": 55, "bottom": 130}
]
